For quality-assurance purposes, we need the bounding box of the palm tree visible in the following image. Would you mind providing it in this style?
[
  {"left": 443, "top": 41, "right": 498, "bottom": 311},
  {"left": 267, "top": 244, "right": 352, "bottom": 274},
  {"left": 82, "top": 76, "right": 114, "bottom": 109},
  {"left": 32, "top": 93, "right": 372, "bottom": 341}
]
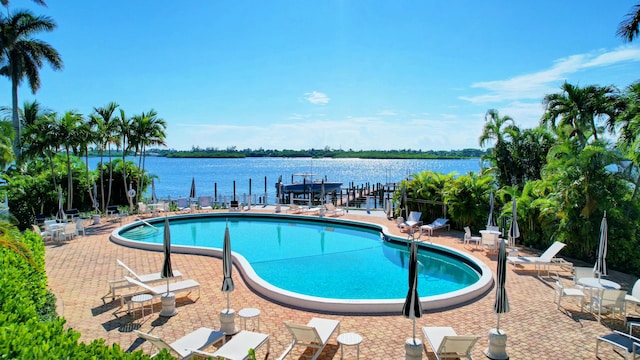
[
  {"left": 1, "top": 0, "right": 47, "bottom": 7},
  {"left": 614, "top": 81, "right": 640, "bottom": 200},
  {"left": 54, "top": 111, "right": 83, "bottom": 209},
  {"left": 91, "top": 102, "right": 119, "bottom": 212},
  {"left": 114, "top": 109, "right": 133, "bottom": 210},
  {"left": 479, "top": 109, "right": 515, "bottom": 148},
  {"left": 618, "top": 4, "right": 640, "bottom": 42},
  {"left": 0, "top": 10, "right": 62, "bottom": 157},
  {"left": 542, "top": 82, "right": 618, "bottom": 148},
  {"left": 21, "top": 112, "right": 58, "bottom": 187},
  {"left": 130, "top": 109, "right": 166, "bottom": 204}
]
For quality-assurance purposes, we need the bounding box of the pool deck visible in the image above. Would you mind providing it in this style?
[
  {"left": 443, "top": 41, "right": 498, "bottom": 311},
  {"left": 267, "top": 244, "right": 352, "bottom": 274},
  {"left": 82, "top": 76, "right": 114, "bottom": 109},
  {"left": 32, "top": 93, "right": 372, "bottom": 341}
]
[{"left": 45, "top": 209, "right": 635, "bottom": 359}]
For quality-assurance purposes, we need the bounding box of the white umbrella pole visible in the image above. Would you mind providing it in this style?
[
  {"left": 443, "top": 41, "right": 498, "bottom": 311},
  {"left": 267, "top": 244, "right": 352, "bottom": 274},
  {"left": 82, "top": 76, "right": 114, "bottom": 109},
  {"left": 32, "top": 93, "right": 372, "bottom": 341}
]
[
  {"left": 413, "top": 318, "right": 416, "bottom": 340},
  {"left": 226, "top": 292, "right": 230, "bottom": 310}
]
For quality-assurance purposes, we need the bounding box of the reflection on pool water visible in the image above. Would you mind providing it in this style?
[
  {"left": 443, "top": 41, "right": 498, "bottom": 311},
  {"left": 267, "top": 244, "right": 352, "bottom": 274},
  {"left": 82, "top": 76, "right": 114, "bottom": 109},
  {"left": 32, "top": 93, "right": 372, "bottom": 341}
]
[{"left": 112, "top": 213, "right": 493, "bottom": 313}]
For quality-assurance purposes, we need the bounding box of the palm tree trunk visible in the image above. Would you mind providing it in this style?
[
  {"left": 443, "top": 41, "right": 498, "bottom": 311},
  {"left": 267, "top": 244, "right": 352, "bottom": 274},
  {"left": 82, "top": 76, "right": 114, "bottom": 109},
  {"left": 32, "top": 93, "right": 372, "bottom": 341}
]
[
  {"left": 66, "top": 148, "right": 73, "bottom": 209},
  {"left": 107, "top": 146, "right": 113, "bottom": 208},
  {"left": 11, "top": 77, "right": 20, "bottom": 159}
]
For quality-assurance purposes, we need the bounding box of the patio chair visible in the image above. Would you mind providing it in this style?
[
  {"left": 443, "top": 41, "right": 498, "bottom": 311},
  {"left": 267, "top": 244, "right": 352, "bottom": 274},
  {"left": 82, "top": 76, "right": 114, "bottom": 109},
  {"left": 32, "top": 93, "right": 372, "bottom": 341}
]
[
  {"left": 399, "top": 211, "right": 422, "bottom": 233},
  {"left": 134, "top": 327, "right": 225, "bottom": 359},
  {"left": 596, "top": 330, "right": 640, "bottom": 360},
  {"left": 31, "top": 224, "right": 52, "bottom": 242},
  {"left": 419, "top": 218, "right": 450, "bottom": 237},
  {"left": 229, "top": 200, "right": 241, "bottom": 211},
  {"left": 421, "top": 326, "right": 479, "bottom": 360},
  {"left": 463, "top": 226, "right": 481, "bottom": 248},
  {"left": 554, "top": 273, "right": 585, "bottom": 312},
  {"left": 593, "top": 289, "right": 627, "bottom": 322},
  {"left": 190, "top": 330, "right": 270, "bottom": 360},
  {"left": 506, "top": 241, "right": 567, "bottom": 275},
  {"left": 573, "top": 266, "right": 595, "bottom": 288},
  {"left": 280, "top": 317, "right": 341, "bottom": 360},
  {"left": 626, "top": 279, "right": 640, "bottom": 315},
  {"left": 61, "top": 222, "right": 78, "bottom": 241}
]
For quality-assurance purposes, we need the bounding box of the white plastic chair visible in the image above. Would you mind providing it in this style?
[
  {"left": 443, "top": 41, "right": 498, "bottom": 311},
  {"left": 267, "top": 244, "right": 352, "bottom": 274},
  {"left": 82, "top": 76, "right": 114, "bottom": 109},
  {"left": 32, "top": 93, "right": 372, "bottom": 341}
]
[
  {"left": 627, "top": 280, "right": 640, "bottom": 316},
  {"left": 135, "top": 327, "right": 225, "bottom": 359},
  {"left": 463, "top": 226, "right": 481, "bottom": 248},
  {"left": 593, "top": 289, "right": 627, "bottom": 322},
  {"left": 554, "top": 275, "right": 585, "bottom": 312}
]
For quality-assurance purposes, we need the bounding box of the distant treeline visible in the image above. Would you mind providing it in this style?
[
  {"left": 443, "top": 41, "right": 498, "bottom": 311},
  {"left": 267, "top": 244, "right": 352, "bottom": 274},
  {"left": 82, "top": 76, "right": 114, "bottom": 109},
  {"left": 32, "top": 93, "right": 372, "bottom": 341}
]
[
  {"left": 87, "top": 147, "right": 487, "bottom": 159},
  {"left": 158, "top": 147, "right": 487, "bottom": 159}
]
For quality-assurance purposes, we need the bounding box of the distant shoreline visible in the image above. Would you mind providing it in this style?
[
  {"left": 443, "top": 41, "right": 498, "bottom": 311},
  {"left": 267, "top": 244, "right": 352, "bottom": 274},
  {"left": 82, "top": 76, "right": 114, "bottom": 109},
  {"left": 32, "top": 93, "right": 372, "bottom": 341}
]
[{"left": 93, "top": 148, "right": 487, "bottom": 160}]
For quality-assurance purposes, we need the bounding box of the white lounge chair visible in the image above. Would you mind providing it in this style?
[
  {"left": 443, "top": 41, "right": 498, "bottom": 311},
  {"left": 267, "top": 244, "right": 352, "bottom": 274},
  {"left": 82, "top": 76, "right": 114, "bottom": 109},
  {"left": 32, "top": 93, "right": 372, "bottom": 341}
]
[
  {"left": 419, "top": 218, "right": 450, "bottom": 237},
  {"left": 400, "top": 211, "right": 422, "bottom": 233},
  {"left": 280, "top": 317, "right": 341, "bottom": 360},
  {"left": 31, "top": 224, "right": 53, "bottom": 242},
  {"left": 421, "top": 326, "right": 479, "bottom": 360},
  {"left": 135, "top": 327, "right": 225, "bottom": 359},
  {"left": 197, "top": 196, "right": 213, "bottom": 210},
  {"left": 122, "top": 276, "right": 200, "bottom": 308},
  {"left": 176, "top": 198, "right": 190, "bottom": 212},
  {"left": 506, "top": 241, "right": 567, "bottom": 275},
  {"left": 118, "top": 259, "right": 184, "bottom": 282},
  {"left": 191, "top": 330, "right": 270, "bottom": 360},
  {"left": 596, "top": 330, "right": 640, "bottom": 359}
]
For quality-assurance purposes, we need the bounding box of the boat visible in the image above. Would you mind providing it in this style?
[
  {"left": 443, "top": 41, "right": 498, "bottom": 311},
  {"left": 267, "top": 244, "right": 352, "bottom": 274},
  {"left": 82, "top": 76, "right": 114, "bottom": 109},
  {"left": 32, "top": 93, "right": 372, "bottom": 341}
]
[{"left": 276, "top": 173, "right": 342, "bottom": 195}]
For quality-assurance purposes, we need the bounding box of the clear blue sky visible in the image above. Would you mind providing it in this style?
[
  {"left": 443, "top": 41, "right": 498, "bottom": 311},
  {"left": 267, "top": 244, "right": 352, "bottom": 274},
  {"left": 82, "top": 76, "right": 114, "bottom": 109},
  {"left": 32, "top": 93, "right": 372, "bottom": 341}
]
[{"left": 10, "top": 1, "right": 640, "bottom": 151}]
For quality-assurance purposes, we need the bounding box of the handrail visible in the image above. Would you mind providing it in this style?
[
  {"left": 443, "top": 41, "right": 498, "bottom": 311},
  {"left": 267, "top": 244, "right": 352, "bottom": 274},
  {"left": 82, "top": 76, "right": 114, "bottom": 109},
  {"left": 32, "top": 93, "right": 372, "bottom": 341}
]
[{"left": 135, "top": 217, "right": 159, "bottom": 232}]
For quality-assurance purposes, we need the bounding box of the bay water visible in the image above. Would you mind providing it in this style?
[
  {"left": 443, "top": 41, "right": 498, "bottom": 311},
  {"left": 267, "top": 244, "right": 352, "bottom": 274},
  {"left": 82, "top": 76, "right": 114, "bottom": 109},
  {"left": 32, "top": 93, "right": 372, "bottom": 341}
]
[{"left": 88, "top": 157, "right": 482, "bottom": 204}]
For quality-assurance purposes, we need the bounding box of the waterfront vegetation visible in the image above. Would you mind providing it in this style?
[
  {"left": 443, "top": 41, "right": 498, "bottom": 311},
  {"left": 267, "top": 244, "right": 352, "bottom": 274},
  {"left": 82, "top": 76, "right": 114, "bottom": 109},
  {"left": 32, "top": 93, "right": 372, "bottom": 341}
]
[{"left": 2, "top": 2, "right": 640, "bottom": 358}]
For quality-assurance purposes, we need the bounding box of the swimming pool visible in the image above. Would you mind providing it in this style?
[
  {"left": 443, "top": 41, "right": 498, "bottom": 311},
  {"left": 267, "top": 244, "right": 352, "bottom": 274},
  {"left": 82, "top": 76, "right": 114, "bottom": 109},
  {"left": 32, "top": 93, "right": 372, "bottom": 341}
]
[{"left": 111, "top": 213, "right": 493, "bottom": 313}]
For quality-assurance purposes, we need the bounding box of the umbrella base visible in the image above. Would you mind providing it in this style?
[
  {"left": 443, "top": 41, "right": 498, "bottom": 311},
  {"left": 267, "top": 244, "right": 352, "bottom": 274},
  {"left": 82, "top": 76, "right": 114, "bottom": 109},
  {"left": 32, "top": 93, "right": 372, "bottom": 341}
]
[
  {"left": 404, "top": 338, "right": 423, "bottom": 360},
  {"left": 484, "top": 328, "right": 509, "bottom": 359},
  {"left": 159, "top": 292, "right": 178, "bottom": 317},
  {"left": 220, "top": 309, "right": 238, "bottom": 335}
]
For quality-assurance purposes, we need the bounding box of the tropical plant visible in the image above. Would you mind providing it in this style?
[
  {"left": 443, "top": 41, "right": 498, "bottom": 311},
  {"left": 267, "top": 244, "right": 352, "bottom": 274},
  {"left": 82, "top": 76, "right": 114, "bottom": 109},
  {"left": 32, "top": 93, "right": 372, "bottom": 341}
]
[
  {"left": 0, "top": 9, "right": 62, "bottom": 157},
  {"left": 443, "top": 172, "right": 495, "bottom": 231},
  {"left": 21, "top": 111, "right": 58, "bottom": 188},
  {"left": 54, "top": 111, "right": 84, "bottom": 209},
  {"left": 618, "top": 4, "right": 640, "bottom": 42}
]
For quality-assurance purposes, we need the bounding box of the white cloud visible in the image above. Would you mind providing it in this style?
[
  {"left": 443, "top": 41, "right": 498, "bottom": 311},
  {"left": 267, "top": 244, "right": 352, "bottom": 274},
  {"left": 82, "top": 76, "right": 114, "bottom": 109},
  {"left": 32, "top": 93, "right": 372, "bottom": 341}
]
[
  {"left": 305, "top": 91, "right": 330, "bottom": 105},
  {"left": 377, "top": 110, "right": 397, "bottom": 116},
  {"left": 460, "top": 46, "right": 640, "bottom": 104}
]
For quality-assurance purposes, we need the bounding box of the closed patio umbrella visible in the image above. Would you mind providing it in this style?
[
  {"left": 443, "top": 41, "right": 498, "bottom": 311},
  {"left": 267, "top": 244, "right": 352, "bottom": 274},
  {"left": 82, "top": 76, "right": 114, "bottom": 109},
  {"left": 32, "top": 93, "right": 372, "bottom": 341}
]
[
  {"left": 402, "top": 240, "right": 422, "bottom": 341},
  {"left": 508, "top": 198, "right": 520, "bottom": 249},
  {"left": 151, "top": 178, "right": 157, "bottom": 203},
  {"left": 159, "top": 216, "right": 177, "bottom": 316},
  {"left": 190, "top": 177, "right": 196, "bottom": 199},
  {"left": 493, "top": 236, "right": 510, "bottom": 331},
  {"left": 57, "top": 187, "right": 65, "bottom": 222},
  {"left": 594, "top": 211, "right": 608, "bottom": 278},
  {"left": 161, "top": 216, "right": 174, "bottom": 294},
  {"left": 221, "top": 220, "right": 235, "bottom": 310},
  {"left": 487, "top": 191, "right": 496, "bottom": 228},
  {"left": 92, "top": 183, "right": 99, "bottom": 211}
]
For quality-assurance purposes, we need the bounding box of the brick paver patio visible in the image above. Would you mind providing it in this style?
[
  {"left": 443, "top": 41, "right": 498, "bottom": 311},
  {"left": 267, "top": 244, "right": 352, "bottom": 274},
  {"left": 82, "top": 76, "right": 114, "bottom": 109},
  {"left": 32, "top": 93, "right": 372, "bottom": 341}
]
[{"left": 44, "top": 210, "right": 635, "bottom": 359}]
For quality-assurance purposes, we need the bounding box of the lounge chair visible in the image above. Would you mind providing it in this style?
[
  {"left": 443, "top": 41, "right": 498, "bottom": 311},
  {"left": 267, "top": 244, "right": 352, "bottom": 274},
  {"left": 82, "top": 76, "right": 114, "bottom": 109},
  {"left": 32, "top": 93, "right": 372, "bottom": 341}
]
[
  {"left": 323, "top": 203, "right": 344, "bottom": 216},
  {"left": 463, "top": 226, "right": 481, "bottom": 248},
  {"left": 176, "top": 198, "right": 190, "bottom": 212},
  {"left": 229, "top": 200, "right": 241, "bottom": 211},
  {"left": 122, "top": 276, "right": 200, "bottom": 308},
  {"left": 596, "top": 330, "right": 640, "bottom": 359},
  {"left": 286, "top": 204, "right": 304, "bottom": 214},
  {"left": 197, "top": 196, "right": 213, "bottom": 210},
  {"left": 506, "top": 241, "right": 567, "bottom": 275},
  {"left": 419, "top": 218, "right": 450, "bottom": 237},
  {"left": 421, "top": 326, "right": 479, "bottom": 360},
  {"left": 399, "top": 211, "right": 423, "bottom": 233},
  {"left": 191, "top": 330, "right": 270, "bottom": 360},
  {"left": 135, "top": 327, "right": 225, "bottom": 359},
  {"left": 117, "top": 259, "right": 183, "bottom": 283},
  {"left": 280, "top": 317, "right": 341, "bottom": 360}
]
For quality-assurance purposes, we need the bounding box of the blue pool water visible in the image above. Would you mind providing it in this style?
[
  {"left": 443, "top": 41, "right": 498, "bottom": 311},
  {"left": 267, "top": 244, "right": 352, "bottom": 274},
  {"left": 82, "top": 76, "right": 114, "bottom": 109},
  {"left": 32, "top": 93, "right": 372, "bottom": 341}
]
[{"left": 119, "top": 215, "right": 481, "bottom": 300}]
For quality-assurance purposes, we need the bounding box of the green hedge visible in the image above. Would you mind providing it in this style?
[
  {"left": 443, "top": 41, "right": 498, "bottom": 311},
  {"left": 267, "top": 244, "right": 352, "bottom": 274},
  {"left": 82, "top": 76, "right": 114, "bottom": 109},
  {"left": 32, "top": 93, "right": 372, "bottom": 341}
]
[{"left": 0, "top": 229, "right": 174, "bottom": 359}]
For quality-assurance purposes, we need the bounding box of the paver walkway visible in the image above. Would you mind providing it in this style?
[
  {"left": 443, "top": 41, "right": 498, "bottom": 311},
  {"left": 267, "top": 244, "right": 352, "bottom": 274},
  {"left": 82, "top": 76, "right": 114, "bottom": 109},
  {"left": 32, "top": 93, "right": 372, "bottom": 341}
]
[{"left": 44, "top": 210, "right": 635, "bottom": 359}]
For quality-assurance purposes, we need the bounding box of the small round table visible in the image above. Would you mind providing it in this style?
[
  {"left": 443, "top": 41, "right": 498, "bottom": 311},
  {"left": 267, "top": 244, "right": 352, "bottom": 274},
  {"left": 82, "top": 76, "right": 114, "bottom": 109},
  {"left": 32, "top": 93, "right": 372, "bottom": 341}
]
[
  {"left": 238, "top": 307, "right": 261, "bottom": 331},
  {"left": 129, "top": 294, "right": 153, "bottom": 318},
  {"left": 337, "top": 332, "right": 362, "bottom": 359}
]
